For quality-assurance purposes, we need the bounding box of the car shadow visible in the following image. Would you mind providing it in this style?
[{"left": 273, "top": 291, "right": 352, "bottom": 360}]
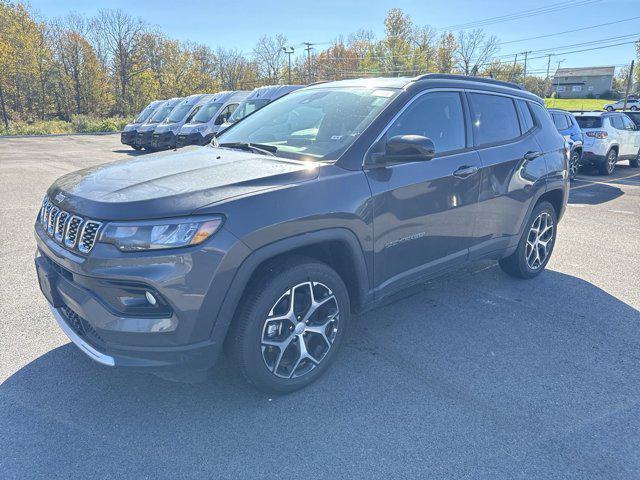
[
  {"left": 2, "top": 266, "right": 639, "bottom": 478},
  {"left": 111, "top": 148, "right": 147, "bottom": 156},
  {"left": 569, "top": 182, "right": 624, "bottom": 205}
]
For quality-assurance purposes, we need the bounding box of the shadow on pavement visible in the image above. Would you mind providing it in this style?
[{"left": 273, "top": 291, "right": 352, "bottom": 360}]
[
  {"left": 569, "top": 182, "right": 624, "bottom": 205},
  {"left": 2, "top": 267, "right": 639, "bottom": 478},
  {"left": 111, "top": 149, "right": 147, "bottom": 157}
]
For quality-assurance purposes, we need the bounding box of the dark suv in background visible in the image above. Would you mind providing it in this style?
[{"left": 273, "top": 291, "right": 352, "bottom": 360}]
[
  {"left": 35, "top": 75, "right": 568, "bottom": 392},
  {"left": 549, "top": 108, "right": 583, "bottom": 179}
]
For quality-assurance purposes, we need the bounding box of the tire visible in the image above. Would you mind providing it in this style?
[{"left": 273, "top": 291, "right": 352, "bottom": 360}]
[
  {"left": 568, "top": 150, "right": 580, "bottom": 180},
  {"left": 631, "top": 106, "right": 638, "bottom": 111},
  {"left": 630, "top": 149, "right": 640, "bottom": 168},
  {"left": 499, "top": 201, "right": 558, "bottom": 279},
  {"left": 598, "top": 148, "right": 617, "bottom": 175},
  {"left": 228, "top": 256, "right": 350, "bottom": 393},
  {"left": 132, "top": 146, "right": 142, "bottom": 151},
  {"left": 606, "top": 106, "right": 614, "bottom": 112}
]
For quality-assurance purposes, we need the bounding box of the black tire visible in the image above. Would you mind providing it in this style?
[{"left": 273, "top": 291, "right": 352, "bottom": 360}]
[
  {"left": 598, "top": 148, "right": 617, "bottom": 175},
  {"left": 606, "top": 106, "right": 614, "bottom": 112},
  {"left": 132, "top": 146, "right": 142, "bottom": 151},
  {"left": 630, "top": 149, "right": 640, "bottom": 168},
  {"left": 228, "top": 255, "right": 350, "bottom": 393},
  {"left": 631, "top": 106, "right": 638, "bottom": 111},
  {"left": 499, "top": 201, "right": 557, "bottom": 279}
]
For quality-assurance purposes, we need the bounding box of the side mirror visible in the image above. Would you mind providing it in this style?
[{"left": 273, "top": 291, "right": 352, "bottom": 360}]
[{"left": 367, "top": 135, "right": 436, "bottom": 167}]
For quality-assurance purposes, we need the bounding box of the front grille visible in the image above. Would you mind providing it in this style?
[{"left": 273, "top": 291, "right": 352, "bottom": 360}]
[
  {"left": 39, "top": 196, "right": 102, "bottom": 254},
  {"left": 60, "top": 304, "right": 104, "bottom": 347}
]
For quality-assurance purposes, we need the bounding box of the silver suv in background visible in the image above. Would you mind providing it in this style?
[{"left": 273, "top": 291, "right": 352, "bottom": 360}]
[
  {"left": 151, "top": 94, "right": 215, "bottom": 150},
  {"left": 603, "top": 99, "right": 640, "bottom": 112},
  {"left": 175, "top": 91, "right": 249, "bottom": 147},
  {"left": 575, "top": 112, "right": 640, "bottom": 174},
  {"left": 121, "top": 100, "right": 164, "bottom": 150},
  {"left": 135, "top": 97, "right": 182, "bottom": 150},
  {"left": 221, "top": 85, "right": 303, "bottom": 130}
]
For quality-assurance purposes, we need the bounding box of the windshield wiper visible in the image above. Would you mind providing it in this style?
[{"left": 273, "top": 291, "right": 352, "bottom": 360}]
[{"left": 218, "top": 142, "right": 277, "bottom": 156}]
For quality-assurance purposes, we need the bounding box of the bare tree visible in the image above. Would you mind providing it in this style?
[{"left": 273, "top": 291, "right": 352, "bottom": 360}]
[
  {"left": 216, "top": 47, "right": 257, "bottom": 90},
  {"left": 347, "top": 29, "right": 375, "bottom": 60},
  {"left": 455, "top": 28, "right": 499, "bottom": 76},
  {"left": 253, "top": 34, "right": 287, "bottom": 84},
  {"left": 90, "top": 9, "right": 146, "bottom": 114}
]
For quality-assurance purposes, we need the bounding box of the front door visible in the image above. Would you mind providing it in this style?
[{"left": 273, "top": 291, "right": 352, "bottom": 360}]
[{"left": 365, "top": 90, "right": 481, "bottom": 295}]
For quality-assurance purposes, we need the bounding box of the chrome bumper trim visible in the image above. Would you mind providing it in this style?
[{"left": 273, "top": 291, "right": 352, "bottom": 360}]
[{"left": 50, "top": 305, "right": 115, "bottom": 366}]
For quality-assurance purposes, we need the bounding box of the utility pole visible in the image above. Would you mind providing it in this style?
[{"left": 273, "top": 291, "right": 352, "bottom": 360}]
[
  {"left": 522, "top": 51, "right": 531, "bottom": 89},
  {"left": 623, "top": 60, "right": 635, "bottom": 110},
  {"left": 282, "top": 46, "right": 295, "bottom": 84},
  {"left": 545, "top": 54, "right": 553, "bottom": 98},
  {"left": 509, "top": 53, "right": 518, "bottom": 82},
  {"left": 303, "top": 42, "right": 314, "bottom": 84},
  {"left": 555, "top": 59, "right": 566, "bottom": 98}
]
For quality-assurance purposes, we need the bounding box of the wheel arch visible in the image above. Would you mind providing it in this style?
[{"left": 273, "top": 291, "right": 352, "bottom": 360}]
[{"left": 209, "top": 228, "right": 371, "bottom": 347}]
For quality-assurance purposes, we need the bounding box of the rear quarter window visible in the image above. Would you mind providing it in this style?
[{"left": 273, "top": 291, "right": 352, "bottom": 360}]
[{"left": 530, "top": 103, "right": 563, "bottom": 151}]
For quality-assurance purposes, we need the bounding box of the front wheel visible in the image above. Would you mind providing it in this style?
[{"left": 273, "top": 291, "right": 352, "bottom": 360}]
[
  {"left": 598, "top": 149, "right": 617, "bottom": 175},
  {"left": 228, "top": 256, "right": 350, "bottom": 393},
  {"left": 499, "top": 201, "right": 557, "bottom": 279},
  {"left": 606, "top": 106, "right": 614, "bottom": 112},
  {"left": 568, "top": 150, "right": 580, "bottom": 180},
  {"left": 630, "top": 106, "right": 638, "bottom": 111}
]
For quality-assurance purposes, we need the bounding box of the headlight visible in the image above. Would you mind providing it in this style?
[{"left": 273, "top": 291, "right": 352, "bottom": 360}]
[{"left": 100, "top": 216, "right": 223, "bottom": 251}]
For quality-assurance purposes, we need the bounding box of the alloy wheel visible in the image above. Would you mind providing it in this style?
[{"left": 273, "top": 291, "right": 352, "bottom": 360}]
[
  {"left": 261, "top": 281, "right": 339, "bottom": 379},
  {"left": 525, "top": 212, "right": 554, "bottom": 270},
  {"left": 569, "top": 151, "right": 580, "bottom": 179},
  {"left": 607, "top": 150, "right": 617, "bottom": 174}
]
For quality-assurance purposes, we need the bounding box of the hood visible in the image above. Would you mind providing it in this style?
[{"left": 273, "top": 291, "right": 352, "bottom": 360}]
[
  {"left": 154, "top": 123, "right": 180, "bottom": 133},
  {"left": 179, "top": 123, "right": 207, "bottom": 134},
  {"left": 47, "top": 147, "right": 320, "bottom": 220},
  {"left": 138, "top": 123, "right": 158, "bottom": 133},
  {"left": 122, "top": 123, "right": 140, "bottom": 132}
]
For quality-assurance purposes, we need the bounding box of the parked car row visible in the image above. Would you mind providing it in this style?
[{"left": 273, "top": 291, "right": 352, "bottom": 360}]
[
  {"left": 550, "top": 108, "right": 640, "bottom": 176},
  {"left": 121, "top": 85, "right": 302, "bottom": 151}
]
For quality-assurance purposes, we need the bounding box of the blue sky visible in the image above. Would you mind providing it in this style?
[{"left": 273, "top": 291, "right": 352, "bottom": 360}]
[{"left": 29, "top": 0, "right": 639, "bottom": 76}]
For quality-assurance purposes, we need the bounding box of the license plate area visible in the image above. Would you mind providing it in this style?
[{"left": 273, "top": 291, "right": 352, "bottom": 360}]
[{"left": 35, "top": 255, "right": 64, "bottom": 307}]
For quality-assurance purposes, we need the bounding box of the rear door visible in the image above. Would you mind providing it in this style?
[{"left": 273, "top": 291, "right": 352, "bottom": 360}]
[
  {"left": 468, "top": 93, "right": 549, "bottom": 258},
  {"left": 610, "top": 115, "right": 631, "bottom": 156},
  {"left": 366, "top": 90, "right": 481, "bottom": 294}
]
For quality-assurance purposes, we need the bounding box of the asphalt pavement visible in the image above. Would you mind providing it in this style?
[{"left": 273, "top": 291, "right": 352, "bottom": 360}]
[{"left": 1, "top": 134, "right": 639, "bottom": 479}]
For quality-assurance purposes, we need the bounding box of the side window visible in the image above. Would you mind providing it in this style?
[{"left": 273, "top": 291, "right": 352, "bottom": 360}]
[
  {"left": 610, "top": 116, "right": 624, "bottom": 130},
  {"left": 386, "top": 91, "right": 466, "bottom": 154},
  {"left": 215, "top": 105, "right": 235, "bottom": 125},
  {"left": 517, "top": 100, "right": 534, "bottom": 133},
  {"left": 468, "top": 93, "right": 521, "bottom": 146},
  {"left": 185, "top": 106, "right": 201, "bottom": 123},
  {"left": 623, "top": 116, "right": 636, "bottom": 130}
]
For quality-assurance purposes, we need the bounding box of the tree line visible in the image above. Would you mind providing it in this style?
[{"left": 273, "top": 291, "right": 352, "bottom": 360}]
[{"left": 1, "top": 2, "right": 638, "bottom": 130}]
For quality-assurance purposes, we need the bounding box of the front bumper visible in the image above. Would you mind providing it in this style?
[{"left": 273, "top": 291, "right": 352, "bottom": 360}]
[
  {"left": 120, "top": 131, "right": 136, "bottom": 146},
  {"left": 151, "top": 131, "right": 177, "bottom": 150},
  {"left": 136, "top": 131, "right": 153, "bottom": 149},
  {"left": 176, "top": 132, "right": 206, "bottom": 148},
  {"left": 35, "top": 221, "right": 249, "bottom": 375}
]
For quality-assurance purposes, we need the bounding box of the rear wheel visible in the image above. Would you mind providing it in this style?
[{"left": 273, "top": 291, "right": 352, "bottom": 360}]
[
  {"left": 630, "top": 148, "right": 640, "bottom": 168},
  {"left": 631, "top": 106, "right": 638, "bottom": 111},
  {"left": 499, "top": 201, "right": 557, "bottom": 279},
  {"left": 568, "top": 150, "right": 580, "bottom": 180},
  {"left": 228, "top": 256, "right": 350, "bottom": 393},
  {"left": 598, "top": 148, "right": 617, "bottom": 175},
  {"left": 606, "top": 106, "right": 614, "bottom": 112}
]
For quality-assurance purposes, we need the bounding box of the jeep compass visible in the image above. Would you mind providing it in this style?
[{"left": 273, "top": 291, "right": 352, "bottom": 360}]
[{"left": 35, "top": 75, "right": 569, "bottom": 392}]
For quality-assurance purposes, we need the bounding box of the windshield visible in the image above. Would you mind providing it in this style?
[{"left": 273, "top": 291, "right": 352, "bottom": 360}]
[
  {"left": 229, "top": 99, "right": 271, "bottom": 122},
  {"left": 164, "top": 104, "right": 193, "bottom": 124},
  {"left": 191, "top": 102, "right": 223, "bottom": 123},
  {"left": 148, "top": 104, "right": 175, "bottom": 123},
  {"left": 576, "top": 116, "right": 603, "bottom": 129},
  {"left": 134, "top": 104, "right": 157, "bottom": 123},
  {"left": 217, "top": 87, "right": 398, "bottom": 160}
]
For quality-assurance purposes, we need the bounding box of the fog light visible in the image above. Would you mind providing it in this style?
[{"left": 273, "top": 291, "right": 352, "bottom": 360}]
[{"left": 145, "top": 291, "right": 157, "bottom": 305}]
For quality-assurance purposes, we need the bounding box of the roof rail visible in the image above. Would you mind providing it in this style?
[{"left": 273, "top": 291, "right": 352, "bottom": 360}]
[{"left": 413, "top": 73, "right": 524, "bottom": 90}]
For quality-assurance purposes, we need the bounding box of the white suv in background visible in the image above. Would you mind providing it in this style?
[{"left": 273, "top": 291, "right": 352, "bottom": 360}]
[
  {"left": 575, "top": 112, "right": 640, "bottom": 175},
  {"left": 603, "top": 99, "right": 640, "bottom": 112}
]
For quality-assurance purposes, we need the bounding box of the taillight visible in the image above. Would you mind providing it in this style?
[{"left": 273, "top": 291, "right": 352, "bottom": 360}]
[{"left": 586, "top": 131, "right": 608, "bottom": 139}]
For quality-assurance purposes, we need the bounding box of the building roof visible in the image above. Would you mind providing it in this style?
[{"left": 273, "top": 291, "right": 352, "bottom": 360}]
[{"left": 554, "top": 66, "right": 615, "bottom": 78}]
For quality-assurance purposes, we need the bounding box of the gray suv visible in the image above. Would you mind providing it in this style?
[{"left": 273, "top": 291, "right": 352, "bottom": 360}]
[{"left": 35, "top": 75, "right": 569, "bottom": 392}]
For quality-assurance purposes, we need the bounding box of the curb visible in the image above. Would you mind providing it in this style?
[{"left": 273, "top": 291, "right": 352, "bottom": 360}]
[{"left": 0, "top": 131, "right": 120, "bottom": 139}]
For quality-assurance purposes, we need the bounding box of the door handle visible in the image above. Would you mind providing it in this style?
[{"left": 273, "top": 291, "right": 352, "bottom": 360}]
[
  {"left": 523, "top": 151, "right": 543, "bottom": 161},
  {"left": 452, "top": 165, "right": 478, "bottom": 179}
]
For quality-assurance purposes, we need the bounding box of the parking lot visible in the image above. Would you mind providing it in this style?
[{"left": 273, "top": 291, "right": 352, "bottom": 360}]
[{"left": 1, "top": 134, "right": 639, "bottom": 478}]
